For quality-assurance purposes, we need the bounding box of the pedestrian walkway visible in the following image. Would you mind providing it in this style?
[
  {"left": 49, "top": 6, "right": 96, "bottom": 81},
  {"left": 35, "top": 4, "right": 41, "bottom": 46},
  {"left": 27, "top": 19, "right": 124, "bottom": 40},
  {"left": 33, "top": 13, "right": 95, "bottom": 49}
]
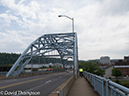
[{"left": 67, "top": 77, "right": 100, "bottom": 96}]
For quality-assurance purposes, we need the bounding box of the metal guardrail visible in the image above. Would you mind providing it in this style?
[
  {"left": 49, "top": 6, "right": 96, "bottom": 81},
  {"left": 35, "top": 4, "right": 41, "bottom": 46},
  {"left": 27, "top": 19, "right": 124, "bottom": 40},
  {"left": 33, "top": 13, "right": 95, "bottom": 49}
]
[
  {"left": 83, "top": 71, "right": 129, "bottom": 96},
  {"left": 0, "top": 72, "right": 8, "bottom": 75}
]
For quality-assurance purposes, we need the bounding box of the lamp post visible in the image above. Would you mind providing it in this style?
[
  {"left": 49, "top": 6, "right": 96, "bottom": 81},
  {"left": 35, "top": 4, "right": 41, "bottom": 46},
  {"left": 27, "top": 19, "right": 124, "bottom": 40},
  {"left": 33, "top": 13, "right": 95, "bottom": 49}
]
[
  {"left": 58, "top": 15, "right": 77, "bottom": 79},
  {"left": 58, "top": 15, "right": 74, "bottom": 33}
]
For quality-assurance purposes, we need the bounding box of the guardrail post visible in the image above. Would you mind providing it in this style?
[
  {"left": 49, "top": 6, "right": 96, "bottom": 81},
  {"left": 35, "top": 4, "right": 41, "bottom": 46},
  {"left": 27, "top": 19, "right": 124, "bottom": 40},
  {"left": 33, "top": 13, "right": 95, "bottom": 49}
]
[
  {"left": 93, "top": 75, "right": 95, "bottom": 91},
  {"left": 104, "top": 78, "right": 109, "bottom": 96},
  {"left": 102, "top": 78, "right": 104, "bottom": 96},
  {"left": 87, "top": 73, "right": 88, "bottom": 80},
  {"left": 84, "top": 71, "right": 129, "bottom": 96},
  {"left": 91, "top": 75, "right": 93, "bottom": 86},
  {"left": 90, "top": 74, "right": 91, "bottom": 83},
  {"left": 106, "top": 79, "right": 109, "bottom": 96},
  {"left": 86, "top": 72, "right": 88, "bottom": 80},
  {"left": 94, "top": 76, "right": 96, "bottom": 91}
]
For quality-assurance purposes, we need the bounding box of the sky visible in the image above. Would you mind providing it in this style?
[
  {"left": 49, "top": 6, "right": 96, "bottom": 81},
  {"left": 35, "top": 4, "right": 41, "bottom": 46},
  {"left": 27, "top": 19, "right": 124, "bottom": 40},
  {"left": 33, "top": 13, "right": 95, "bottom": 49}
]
[{"left": 0, "top": 0, "right": 129, "bottom": 60}]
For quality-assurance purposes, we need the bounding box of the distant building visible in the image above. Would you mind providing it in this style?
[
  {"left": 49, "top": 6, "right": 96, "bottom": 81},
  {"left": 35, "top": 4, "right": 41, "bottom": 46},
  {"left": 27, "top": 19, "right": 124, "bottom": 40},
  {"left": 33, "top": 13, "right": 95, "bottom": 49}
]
[
  {"left": 100, "top": 56, "right": 110, "bottom": 64},
  {"left": 64, "top": 64, "right": 73, "bottom": 69},
  {"left": 114, "top": 58, "right": 129, "bottom": 76},
  {"left": 25, "top": 63, "right": 63, "bottom": 68},
  {"left": 124, "top": 56, "right": 129, "bottom": 62}
]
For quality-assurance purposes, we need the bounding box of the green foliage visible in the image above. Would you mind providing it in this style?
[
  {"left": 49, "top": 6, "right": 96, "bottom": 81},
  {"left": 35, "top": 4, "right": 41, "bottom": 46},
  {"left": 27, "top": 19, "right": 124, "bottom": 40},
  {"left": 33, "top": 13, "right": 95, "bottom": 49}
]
[
  {"left": 15, "top": 66, "right": 19, "bottom": 71},
  {"left": 24, "top": 68, "right": 30, "bottom": 70},
  {"left": 121, "top": 80, "right": 129, "bottom": 88},
  {"left": 79, "top": 61, "right": 105, "bottom": 76},
  {"left": 79, "top": 61, "right": 96, "bottom": 73},
  {"left": 49, "top": 65, "right": 52, "bottom": 68},
  {"left": 52, "top": 64, "right": 62, "bottom": 69},
  {"left": 32, "top": 68, "right": 38, "bottom": 71},
  {"left": 112, "top": 68, "right": 122, "bottom": 78},
  {"left": 0, "top": 52, "right": 73, "bottom": 66},
  {"left": 113, "top": 80, "right": 129, "bottom": 88},
  {"left": 52, "top": 65, "right": 56, "bottom": 69},
  {"left": 95, "top": 67, "right": 105, "bottom": 77},
  {"left": 115, "top": 79, "right": 121, "bottom": 84},
  {"left": 42, "top": 66, "right": 47, "bottom": 69},
  {"left": 59, "top": 65, "right": 62, "bottom": 69},
  {"left": 32, "top": 56, "right": 63, "bottom": 64},
  {"left": 0, "top": 52, "right": 20, "bottom": 65}
]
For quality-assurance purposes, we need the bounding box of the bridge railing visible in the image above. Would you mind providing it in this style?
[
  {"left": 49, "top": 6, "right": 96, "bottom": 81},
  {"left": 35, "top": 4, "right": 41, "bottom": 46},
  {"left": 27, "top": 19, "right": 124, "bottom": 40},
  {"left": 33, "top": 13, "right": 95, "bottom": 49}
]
[{"left": 83, "top": 71, "right": 129, "bottom": 96}]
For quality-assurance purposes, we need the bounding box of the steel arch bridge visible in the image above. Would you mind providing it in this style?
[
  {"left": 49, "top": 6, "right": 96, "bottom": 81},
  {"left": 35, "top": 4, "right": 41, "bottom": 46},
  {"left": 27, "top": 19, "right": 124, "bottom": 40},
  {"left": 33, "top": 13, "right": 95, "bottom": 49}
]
[{"left": 6, "top": 33, "right": 78, "bottom": 78}]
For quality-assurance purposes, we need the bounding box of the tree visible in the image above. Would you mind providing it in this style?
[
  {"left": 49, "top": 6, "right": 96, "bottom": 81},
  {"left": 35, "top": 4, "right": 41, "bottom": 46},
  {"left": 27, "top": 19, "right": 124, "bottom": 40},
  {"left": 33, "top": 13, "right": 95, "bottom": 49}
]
[
  {"left": 79, "top": 61, "right": 105, "bottom": 76},
  {"left": 112, "top": 68, "right": 122, "bottom": 78},
  {"left": 0, "top": 52, "right": 20, "bottom": 65},
  {"left": 79, "top": 61, "right": 96, "bottom": 73},
  {"left": 49, "top": 65, "right": 52, "bottom": 68},
  {"left": 95, "top": 67, "right": 105, "bottom": 77}
]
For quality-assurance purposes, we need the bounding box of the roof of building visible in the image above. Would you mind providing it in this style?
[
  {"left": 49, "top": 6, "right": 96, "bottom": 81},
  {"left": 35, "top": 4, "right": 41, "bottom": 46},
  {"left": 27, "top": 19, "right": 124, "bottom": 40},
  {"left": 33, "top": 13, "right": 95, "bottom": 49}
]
[{"left": 114, "top": 65, "right": 129, "bottom": 68}]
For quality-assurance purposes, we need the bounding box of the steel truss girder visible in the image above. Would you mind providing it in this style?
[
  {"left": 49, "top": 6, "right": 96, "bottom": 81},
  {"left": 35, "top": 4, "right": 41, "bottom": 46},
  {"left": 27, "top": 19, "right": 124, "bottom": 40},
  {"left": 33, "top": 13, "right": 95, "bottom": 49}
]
[{"left": 6, "top": 32, "right": 78, "bottom": 77}]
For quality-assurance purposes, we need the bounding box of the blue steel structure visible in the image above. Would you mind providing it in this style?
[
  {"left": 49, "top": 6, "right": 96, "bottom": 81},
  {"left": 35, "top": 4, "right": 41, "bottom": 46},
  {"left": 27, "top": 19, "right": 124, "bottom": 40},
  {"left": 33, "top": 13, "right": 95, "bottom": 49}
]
[
  {"left": 6, "top": 33, "right": 78, "bottom": 77},
  {"left": 83, "top": 71, "right": 129, "bottom": 96}
]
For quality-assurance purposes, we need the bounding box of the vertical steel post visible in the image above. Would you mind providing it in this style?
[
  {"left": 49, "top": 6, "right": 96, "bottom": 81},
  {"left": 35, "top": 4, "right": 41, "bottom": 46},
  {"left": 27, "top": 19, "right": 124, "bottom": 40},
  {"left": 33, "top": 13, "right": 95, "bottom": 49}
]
[
  {"left": 31, "top": 46, "right": 33, "bottom": 72},
  {"left": 74, "top": 33, "right": 78, "bottom": 79}
]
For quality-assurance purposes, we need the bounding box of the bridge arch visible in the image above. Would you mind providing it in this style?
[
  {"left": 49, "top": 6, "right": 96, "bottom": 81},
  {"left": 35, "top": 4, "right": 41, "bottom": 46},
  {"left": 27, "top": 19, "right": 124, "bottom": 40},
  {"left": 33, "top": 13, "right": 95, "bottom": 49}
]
[{"left": 6, "top": 33, "right": 78, "bottom": 77}]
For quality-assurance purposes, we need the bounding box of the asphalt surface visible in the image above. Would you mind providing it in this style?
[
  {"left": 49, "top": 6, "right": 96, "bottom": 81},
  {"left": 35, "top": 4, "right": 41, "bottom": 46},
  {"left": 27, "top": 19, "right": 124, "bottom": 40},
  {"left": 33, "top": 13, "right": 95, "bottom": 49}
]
[
  {"left": 104, "top": 66, "right": 114, "bottom": 78},
  {"left": 0, "top": 71, "right": 73, "bottom": 96}
]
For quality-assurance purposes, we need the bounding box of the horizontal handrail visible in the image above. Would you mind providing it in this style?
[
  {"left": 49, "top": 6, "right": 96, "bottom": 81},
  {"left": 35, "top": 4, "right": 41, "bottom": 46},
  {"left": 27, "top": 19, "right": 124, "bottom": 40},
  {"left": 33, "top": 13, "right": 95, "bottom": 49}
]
[
  {"left": 83, "top": 71, "right": 129, "bottom": 96},
  {"left": 0, "top": 72, "right": 8, "bottom": 75}
]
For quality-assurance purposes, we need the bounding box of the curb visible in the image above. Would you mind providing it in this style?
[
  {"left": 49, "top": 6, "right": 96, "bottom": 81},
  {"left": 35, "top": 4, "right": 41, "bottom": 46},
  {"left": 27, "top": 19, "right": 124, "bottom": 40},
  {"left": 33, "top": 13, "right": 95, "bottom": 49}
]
[{"left": 49, "top": 75, "right": 75, "bottom": 96}]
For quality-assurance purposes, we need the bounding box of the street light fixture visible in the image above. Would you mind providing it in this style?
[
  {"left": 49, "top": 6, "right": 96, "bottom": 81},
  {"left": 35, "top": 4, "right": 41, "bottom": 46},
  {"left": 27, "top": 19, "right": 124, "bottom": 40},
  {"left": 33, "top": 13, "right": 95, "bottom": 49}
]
[
  {"left": 58, "top": 15, "right": 74, "bottom": 33},
  {"left": 58, "top": 15, "right": 77, "bottom": 79}
]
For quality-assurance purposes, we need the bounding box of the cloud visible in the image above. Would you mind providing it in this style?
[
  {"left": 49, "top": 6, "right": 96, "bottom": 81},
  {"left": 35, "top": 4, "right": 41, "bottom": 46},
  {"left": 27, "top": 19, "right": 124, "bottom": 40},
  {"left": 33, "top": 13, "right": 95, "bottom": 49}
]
[
  {"left": 99, "top": 0, "right": 129, "bottom": 16},
  {"left": 0, "top": 13, "right": 19, "bottom": 24},
  {"left": 0, "top": 30, "right": 35, "bottom": 53},
  {"left": 0, "top": 0, "right": 129, "bottom": 60},
  {"left": 74, "top": 0, "right": 129, "bottom": 60}
]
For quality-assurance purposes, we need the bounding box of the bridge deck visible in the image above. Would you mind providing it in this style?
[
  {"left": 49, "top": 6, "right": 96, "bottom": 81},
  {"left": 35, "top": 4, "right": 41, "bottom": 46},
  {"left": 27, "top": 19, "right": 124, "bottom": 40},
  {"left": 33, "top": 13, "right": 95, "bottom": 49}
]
[{"left": 67, "top": 77, "right": 100, "bottom": 96}]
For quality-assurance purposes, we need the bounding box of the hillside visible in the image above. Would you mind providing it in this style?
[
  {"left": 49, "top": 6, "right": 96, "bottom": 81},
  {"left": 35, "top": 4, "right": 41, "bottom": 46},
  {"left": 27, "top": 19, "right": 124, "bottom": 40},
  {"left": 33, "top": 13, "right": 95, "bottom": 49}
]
[
  {"left": 0, "top": 53, "right": 20, "bottom": 66},
  {"left": 0, "top": 52, "right": 122, "bottom": 66},
  {"left": 0, "top": 52, "right": 74, "bottom": 65}
]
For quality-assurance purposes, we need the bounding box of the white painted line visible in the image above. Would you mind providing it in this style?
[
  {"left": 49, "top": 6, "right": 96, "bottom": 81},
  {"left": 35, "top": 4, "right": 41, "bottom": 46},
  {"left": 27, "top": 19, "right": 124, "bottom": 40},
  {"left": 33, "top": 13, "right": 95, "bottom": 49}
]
[
  {"left": 25, "top": 83, "right": 46, "bottom": 92},
  {"left": 45, "top": 80, "right": 51, "bottom": 84},
  {"left": 25, "top": 80, "right": 52, "bottom": 92},
  {"left": 24, "top": 80, "right": 51, "bottom": 92}
]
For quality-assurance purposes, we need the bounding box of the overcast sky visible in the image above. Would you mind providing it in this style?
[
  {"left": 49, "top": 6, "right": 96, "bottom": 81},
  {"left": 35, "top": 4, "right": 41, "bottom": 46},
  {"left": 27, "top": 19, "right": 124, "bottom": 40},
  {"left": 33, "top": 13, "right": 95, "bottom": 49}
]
[{"left": 0, "top": 0, "right": 129, "bottom": 60}]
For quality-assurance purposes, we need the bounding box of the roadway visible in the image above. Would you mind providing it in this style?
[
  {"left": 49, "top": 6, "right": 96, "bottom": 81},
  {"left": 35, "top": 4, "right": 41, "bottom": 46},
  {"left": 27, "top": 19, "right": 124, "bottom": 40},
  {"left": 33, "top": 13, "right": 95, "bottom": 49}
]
[
  {"left": 0, "top": 71, "right": 73, "bottom": 96},
  {"left": 104, "top": 66, "right": 114, "bottom": 78}
]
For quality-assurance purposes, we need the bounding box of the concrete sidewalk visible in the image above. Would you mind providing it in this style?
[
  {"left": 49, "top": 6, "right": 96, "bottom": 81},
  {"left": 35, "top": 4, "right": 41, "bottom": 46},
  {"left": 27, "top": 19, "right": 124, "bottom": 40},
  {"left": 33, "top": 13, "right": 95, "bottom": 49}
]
[{"left": 67, "top": 77, "right": 100, "bottom": 96}]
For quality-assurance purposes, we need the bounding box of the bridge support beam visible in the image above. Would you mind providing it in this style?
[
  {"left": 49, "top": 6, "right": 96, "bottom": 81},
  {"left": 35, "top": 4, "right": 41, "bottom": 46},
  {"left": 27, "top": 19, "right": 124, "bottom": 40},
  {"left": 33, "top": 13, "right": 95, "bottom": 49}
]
[{"left": 74, "top": 33, "right": 78, "bottom": 79}]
